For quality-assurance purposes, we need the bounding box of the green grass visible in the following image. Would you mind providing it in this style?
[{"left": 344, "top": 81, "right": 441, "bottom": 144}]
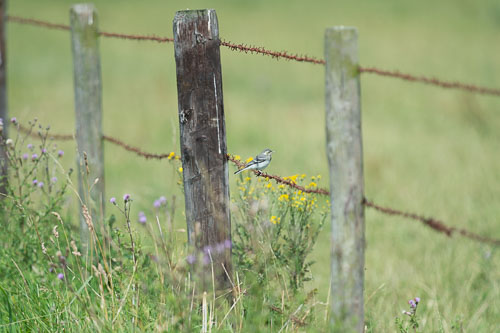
[{"left": 4, "top": 0, "right": 500, "bottom": 331}]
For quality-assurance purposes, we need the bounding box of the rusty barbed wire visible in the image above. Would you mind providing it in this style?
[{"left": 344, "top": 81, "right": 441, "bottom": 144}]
[
  {"left": 8, "top": 14, "right": 500, "bottom": 97},
  {"left": 102, "top": 135, "right": 177, "bottom": 160},
  {"left": 362, "top": 198, "right": 500, "bottom": 246},
  {"left": 7, "top": 15, "right": 71, "bottom": 31},
  {"left": 220, "top": 40, "right": 325, "bottom": 65},
  {"left": 12, "top": 124, "right": 500, "bottom": 246},
  {"left": 16, "top": 124, "right": 177, "bottom": 160},
  {"left": 228, "top": 154, "right": 499, "bottom": 246},
  {"left": 17, "top": 123, "right": 74, "bottom": 140},
  {"left": 359, "top": 66, "right": 500, "bottom": 97},
  {"left": 227, "top": 154, "right": 330, "bottom": 195},
  {"left": 7, "top": 15, "right": 173, "bottom": 43}
]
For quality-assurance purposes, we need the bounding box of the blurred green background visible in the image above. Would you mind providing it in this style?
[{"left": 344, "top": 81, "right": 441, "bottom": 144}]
[{"left": 7, "top": 0, "right": 500, "bottom": 331}]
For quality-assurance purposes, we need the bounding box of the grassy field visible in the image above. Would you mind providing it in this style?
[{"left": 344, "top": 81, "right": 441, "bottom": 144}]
[{"left": 4, "top": 0, "right": 500, "bottom": 331}]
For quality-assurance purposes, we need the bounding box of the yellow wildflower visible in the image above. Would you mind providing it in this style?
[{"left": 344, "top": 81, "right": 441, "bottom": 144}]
[
  {"left": 270, "top": 216, "right": 281, "bottom": 224},
  {"left": 308, "top": 182, "right": 317, "bottom": 188},
  {"left": 234, "top": 155, "right": 241, "bottom": 161},
  {"left": 278, "top": 194, "right": 289, "bottom": 202},
  {"left": 266, "top": 183, "right": 272, "bottom": 189},
  {"left": 167, "top": 152, "right": 175, "bottom": 160},
  {"left": 245, "top": 177, "right": 252, "bottom": 182},
  {"left": 178, "top": 167, "right": 183, "bottom": 173},
  {"left": 246, "top": 157, "right": 253, "bottom": 163}
]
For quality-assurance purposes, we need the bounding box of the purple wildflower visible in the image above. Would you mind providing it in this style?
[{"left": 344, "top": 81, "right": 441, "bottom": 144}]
[
  {"left": 414, "top": 297, "right": 420, "bottom": 304},
  {"left": 186, "top": 254, "right": 196, "bottom": 264},
  {"left": 138, "top": 211, "right": 147, "bottom": 224},
  {"left": 10, "top": 117, "right": 17, "bottom": 124},
  {"left": 202, "top": 254, "right": 211, "bottom": 266},
  {"left": 41, "top": 148, "right": 47, "bottom": 154},
  {"left": 215, "top": 242, "right": 225, "bottom": 254},
  {"left": 31, "top": 153, "right": 38, "bottom": 161},
  {"left": 203, "top": 245, "right": 212, "bottom": 254},
  {"left": 57, "top": 273, "right": 64, "bottom": 280},
  {"left": 110, "top": 197, "right": 116, "bottom": 205},
  {"left": 38, "top": 181, "right": 44, "bottom": 188},
  {"left": 27, "top": 143, "right": 34, "bottom": 150},
  {"left": 159, "top": 196, "right": 167, "bottom": 204},
  {"left": 123, "top": 194, "right": 131, "bottom": 202},
  {"left": 32, "top": 179, "right": 38, "bottom": 186},
  {"left": 51, "top": 177, "right": 57, "bottom": 183},
  {"left": 22, "top": 153, "right": 29, "bottom": 160},
  {"left": 153, "top": 200, "right": 161, "bottom": 208},
  {"left": 57, "top": 150, "right": 64, "bottom": 158},
  {"left": 409, "top": 299, "right": 416, "bottom": 308}
]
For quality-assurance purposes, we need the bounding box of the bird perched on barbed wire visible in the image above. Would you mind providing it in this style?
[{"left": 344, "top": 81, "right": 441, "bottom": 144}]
[{"left": 234, "top": 148, "right": 274, "bottom": 175}]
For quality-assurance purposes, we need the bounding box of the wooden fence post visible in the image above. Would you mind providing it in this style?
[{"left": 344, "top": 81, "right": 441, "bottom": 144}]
[
  {"left": 325, "top": 27, "right": 365, "bottom": 332},
  {"left": 0, "top": 0, "right": 8, "bottom": 196},
  {"left": 173, "top": 9, "right": 232, "bottom": 291},
  {"left": 70, "top": 4, "right": 105, "bottom": 248}
]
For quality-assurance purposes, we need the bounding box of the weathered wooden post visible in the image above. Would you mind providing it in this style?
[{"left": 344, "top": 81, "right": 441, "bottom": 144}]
[
  {"left": 70, "top": 4, "right": 105, "bottom": 247},
  {"left": 325, "top": 27, "right": 365, "bottom": 332},
  {"left": 173, "top": 9, "right": 232, "bottom": 291},
  {"left": 0, "top": 0, "right": 8, "bottom": 196}
]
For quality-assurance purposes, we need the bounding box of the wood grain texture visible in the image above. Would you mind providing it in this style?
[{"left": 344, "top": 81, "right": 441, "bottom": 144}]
[
  {"left": 325, "top": 26, "right": 365, "bottom": 332},
  {"left": 173, "top": 9, "right": 232, "bottom": 291},
  {"left": 70, "top": 4, "right": 105, "bottom": 247}
]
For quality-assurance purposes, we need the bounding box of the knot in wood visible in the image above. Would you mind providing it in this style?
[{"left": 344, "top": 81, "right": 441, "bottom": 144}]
[
  {"left": 179, "top": 108, "right": 193, "bottom": 124},
  {"left": 195, "top": 32, "right": 207, "bottom": 44}
]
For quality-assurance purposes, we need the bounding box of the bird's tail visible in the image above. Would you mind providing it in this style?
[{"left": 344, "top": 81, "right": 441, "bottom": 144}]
[{"left": 234, "top": 167, "right": 245, "bottom": 175}]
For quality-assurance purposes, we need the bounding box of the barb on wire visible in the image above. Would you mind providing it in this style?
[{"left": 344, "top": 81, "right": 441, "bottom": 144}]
[
  {"left": 363, "top": 198, "right": 500, "bottom": 246},
  {"left": 359, "top": 66, "right": 500, "bottom": 97},
  {"left": 220, "top": 40, "right": 325, "bottom": 65}
]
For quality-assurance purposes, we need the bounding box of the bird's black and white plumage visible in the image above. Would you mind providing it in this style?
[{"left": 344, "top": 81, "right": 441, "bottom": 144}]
[{"left": 234, "top": 148, "right": 274, "bottom": 175}]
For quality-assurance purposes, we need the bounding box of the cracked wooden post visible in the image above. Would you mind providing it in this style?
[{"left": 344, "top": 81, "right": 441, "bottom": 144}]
[
  {"left": 325, "top": 27, "right": 365, "bottom": 332},
  {"left": 173, "top": 9, "right": 232, "bottom": 291},
  {"left": 70, "top": 4, "right": 105, "bottom": 249},
  {"left": 0, "top": 0, "right": 8, "bottom": 197}
]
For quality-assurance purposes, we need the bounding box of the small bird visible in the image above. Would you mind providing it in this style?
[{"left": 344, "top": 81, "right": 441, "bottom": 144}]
[{"left": 234, "top": 148, "right": 274, "bottom": 175}]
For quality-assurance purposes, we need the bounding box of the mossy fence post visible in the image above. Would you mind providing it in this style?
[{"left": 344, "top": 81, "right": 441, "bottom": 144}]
[
  {"left": 325, "top": 26, "right": 365, "bottom": 332},
  {"left": 70, "top": 4, "right": 105, "bottom": 250},
  {"left": 173, "top": 9, "right": 232, "bottom": 291},
  {"left": 0, "top": 0, "right": 8, "bottom": 196}
]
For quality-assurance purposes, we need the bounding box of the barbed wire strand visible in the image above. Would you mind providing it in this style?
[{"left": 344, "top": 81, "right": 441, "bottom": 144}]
[
  {"left": 359, "top": 67, "right": 500, "bottom": 97},
  {"left": 8, "top": 15, "right": 500, "bottom": 97},
  {"left": 7, "top": 15, "right": 173, "bottom": 43},
  {"left": 17, "top": 125, "right": 175, "bottom": 159},
  {"left": 102, "top": 135, "right": 175, "bottom": 159},
  {"left": 220, "top": 40, "right": 326, "bottom": 65},
  {"left": 362, "top": 198, "right": 500, "bottom": 246},
  {"left": 12, "top": 124, "right": 500, "bottom": 246}
]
